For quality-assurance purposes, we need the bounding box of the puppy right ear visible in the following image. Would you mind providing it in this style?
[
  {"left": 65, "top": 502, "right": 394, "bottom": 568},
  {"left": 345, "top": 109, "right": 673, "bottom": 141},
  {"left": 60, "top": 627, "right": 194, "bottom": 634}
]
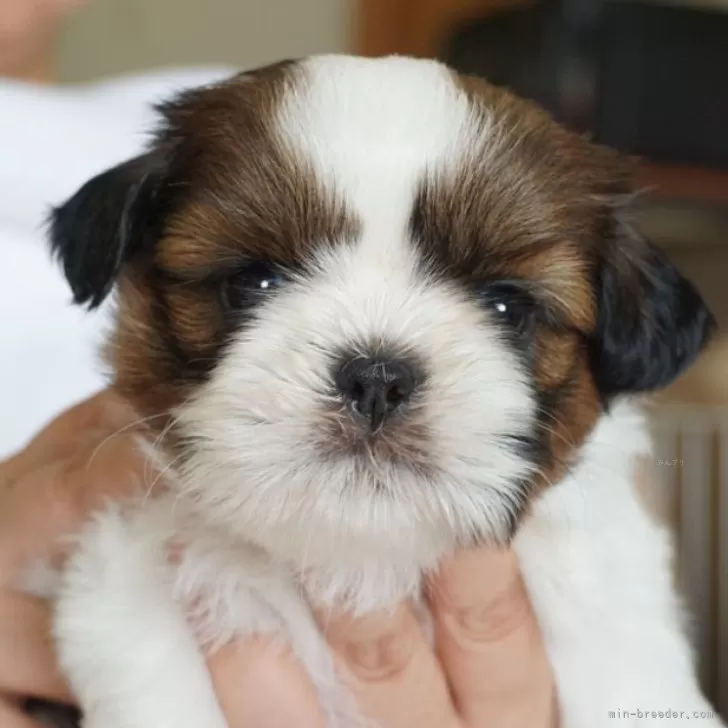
[{"left": 49, "top": 151, "right": 169, "bottom": 309}]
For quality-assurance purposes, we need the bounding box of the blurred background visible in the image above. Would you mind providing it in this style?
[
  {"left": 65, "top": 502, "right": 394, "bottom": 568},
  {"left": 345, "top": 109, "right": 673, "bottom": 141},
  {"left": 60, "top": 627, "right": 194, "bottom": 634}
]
[
  {"left": 57, "top": 0, "right": 351, "bottom": 81},
  {"left": 2, "top": 0, "right": 727, "bottom": 716}
]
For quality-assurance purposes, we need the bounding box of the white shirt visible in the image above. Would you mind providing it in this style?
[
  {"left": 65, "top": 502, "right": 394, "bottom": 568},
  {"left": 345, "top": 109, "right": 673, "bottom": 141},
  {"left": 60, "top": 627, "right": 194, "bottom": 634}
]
[{"left": 0, "top": 68, "right": 232, "bottom": 458}]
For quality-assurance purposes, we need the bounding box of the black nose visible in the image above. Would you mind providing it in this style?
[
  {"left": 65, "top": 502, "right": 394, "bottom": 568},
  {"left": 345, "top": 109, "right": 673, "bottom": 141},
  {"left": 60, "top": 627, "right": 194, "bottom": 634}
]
[{"left": 335, "top": 357, "right": 418, "bottom": 430}]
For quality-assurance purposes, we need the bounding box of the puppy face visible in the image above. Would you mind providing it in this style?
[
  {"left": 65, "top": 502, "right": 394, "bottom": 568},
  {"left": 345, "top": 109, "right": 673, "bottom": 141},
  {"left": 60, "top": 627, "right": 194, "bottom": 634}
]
[{"left": 50, "top": 56, "right": 714, "bottom": 576}]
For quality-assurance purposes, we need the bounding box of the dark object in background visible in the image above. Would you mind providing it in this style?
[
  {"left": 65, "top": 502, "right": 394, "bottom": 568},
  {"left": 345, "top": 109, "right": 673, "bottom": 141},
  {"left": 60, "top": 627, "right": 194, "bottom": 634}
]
[
  {"left": 24, "top": 698, "right": 82, "bottom": 728},
  {"left": 597, "top": 2, "right": 728, "bottom": 169},
  {"left": 443, "top": 0, "right": 728, "bottom": 169},
  {"left": 442, "top": 4, "right": 549, "bottom": 104}
]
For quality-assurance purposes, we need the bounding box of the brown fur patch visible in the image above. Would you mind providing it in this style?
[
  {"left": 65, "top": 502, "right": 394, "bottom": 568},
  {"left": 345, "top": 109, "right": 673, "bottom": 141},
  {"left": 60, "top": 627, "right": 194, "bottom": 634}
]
[
  {"left": 108, "top": 60, "right": 634, "bottom": 492},
  {"left": 107, "top": 63, "right": 358, "bottom": 423},
  {"left": 410, "top": 72, "right": 636, "bottom": 485}
]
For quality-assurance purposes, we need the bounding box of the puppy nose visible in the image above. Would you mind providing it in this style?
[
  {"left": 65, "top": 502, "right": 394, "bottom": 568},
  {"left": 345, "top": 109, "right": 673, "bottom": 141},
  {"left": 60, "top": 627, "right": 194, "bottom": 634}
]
[{"left": 336, "top": 357, "right": 418, "bottom": 430}]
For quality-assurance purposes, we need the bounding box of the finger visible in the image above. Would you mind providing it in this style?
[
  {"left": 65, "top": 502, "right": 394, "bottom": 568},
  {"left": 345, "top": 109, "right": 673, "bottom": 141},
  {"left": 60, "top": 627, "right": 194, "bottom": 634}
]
[
  {"left": 430, "top": 547, "right": 556, "bottom": 727},
  {"left": 321, "top": 603, "right": 459, "bottom": 728},
  {"left": 0, "top": 700, "right": 42, "bottom": 728},
  {"left": 207, "top": 635, "right": 327, "bottom": 728},
  {"left": 0, "top": 460, "right": 78, "bottom": 582},
  {"left": 0, "top": 432, "right": 146, "bottom": 582},
  {"left": 0, "top": 592, "right": 73, "bottom": 703},
  {"left": 0, "top": 390, "right": 111, "bottom": 486},
  {"left": 0, "top": 388, "right": 143, "bottom": 492}
]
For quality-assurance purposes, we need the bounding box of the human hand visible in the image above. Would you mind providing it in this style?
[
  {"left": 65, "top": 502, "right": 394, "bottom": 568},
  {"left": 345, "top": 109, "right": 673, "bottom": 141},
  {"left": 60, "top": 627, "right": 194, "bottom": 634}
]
[
  {"left": 208, "top": 547, "right": 558, "bottom": 728},
  {"left": 0, "top": 388, "right": 557, "bottom": 727},
  {"left": 0, "top": 388, "right": 148, "bottom": 726}
]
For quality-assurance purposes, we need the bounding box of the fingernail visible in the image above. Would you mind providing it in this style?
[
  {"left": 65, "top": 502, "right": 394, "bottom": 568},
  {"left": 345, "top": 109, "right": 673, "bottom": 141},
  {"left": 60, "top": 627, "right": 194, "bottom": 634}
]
[
  {"left": 456, "top": 606, "right": 498, "bottom": 633},
  {"left": 321, "top": 606, "right": 417, "bottom": 681},
  {"left": 433, "top": 548, "right": 518, "bottom": 606},
  {"left": 345, "top": 628, "right": 414, "bottom": 679},
  {"left": 431, "top": 548, "right": 530, "bottom": 642}
]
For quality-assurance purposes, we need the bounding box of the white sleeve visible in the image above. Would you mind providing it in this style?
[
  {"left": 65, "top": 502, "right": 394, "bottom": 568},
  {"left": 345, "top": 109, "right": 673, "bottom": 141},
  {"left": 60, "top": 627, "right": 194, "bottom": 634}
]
[
  {"left": 0, "top": 67, "right": 233, "bottom": 458},
  {"left": 0, "top": 227, "right": 109, "bottom": 458}
]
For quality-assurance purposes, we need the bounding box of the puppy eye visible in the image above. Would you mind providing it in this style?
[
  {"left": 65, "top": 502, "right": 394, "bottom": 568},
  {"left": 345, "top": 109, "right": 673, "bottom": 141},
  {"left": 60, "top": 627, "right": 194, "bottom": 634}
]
[
  {"left": 478, "top": 282, "right": 536, "bottom": 332},
  {"left": 221, "top": 261, "right": 286, "bottom": 310}
]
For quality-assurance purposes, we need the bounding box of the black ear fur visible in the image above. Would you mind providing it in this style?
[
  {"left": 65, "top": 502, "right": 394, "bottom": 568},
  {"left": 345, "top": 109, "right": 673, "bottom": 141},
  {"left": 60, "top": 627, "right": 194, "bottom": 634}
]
[
  {"left": 49, "top": 151, "right": 168, "bottom": 309},
  {"left": 590, "top": 233, "right": 716, "bottom": 399}
]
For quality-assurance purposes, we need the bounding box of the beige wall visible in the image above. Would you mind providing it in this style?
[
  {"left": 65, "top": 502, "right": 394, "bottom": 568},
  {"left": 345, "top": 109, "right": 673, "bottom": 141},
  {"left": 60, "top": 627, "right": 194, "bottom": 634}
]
[{"left": 57, "top": 0, "right": 353, "bottom": 82}]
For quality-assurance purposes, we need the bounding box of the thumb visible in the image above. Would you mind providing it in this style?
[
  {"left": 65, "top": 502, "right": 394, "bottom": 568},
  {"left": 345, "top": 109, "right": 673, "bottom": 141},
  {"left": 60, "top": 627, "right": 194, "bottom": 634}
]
[
  {"left": 0, "top": 431, "right": 145, "bottom": 586},
  {"left": 0, "top": 458, "right": 80, "bottom": 585}
]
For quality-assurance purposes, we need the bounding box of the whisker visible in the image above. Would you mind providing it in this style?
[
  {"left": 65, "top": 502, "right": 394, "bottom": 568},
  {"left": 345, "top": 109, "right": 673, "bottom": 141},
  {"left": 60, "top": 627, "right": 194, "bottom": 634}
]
[
  {"left": 143, "top": 452, "right": 186, "bottom": 504},
  {"left": 85, "top": 412, "right": 169, "bottom": 472}
]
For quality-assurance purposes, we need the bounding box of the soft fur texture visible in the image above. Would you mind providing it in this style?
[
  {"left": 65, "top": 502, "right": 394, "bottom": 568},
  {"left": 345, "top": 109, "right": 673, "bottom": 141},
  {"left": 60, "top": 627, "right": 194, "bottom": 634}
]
[{"left": 44, "top": 55, "right": 722, "bottom": 727}]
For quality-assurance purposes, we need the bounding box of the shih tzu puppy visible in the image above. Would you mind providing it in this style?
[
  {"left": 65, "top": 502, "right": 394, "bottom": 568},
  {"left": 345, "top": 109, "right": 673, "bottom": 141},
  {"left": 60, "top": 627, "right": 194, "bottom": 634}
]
[{"left": 44, "top": 55, "right": 723, "bottom": 727}]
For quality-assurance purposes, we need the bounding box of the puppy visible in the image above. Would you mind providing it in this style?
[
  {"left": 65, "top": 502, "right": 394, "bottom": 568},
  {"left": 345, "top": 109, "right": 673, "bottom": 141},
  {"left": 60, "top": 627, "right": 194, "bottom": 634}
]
[{"left": 46, "top": 55, "right": 723, "bottom": 727}]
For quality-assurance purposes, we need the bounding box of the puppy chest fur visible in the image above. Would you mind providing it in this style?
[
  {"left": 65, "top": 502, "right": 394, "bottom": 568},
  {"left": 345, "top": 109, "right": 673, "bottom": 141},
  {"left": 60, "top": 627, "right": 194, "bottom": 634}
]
[{"left": 48, "top": 55, "right": 723, "bottom": 727}]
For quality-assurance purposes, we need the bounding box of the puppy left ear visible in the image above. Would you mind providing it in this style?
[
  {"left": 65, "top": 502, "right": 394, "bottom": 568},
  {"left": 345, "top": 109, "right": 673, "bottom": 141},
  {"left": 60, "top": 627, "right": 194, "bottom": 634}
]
[
  {"left": 49, "top": 150, "right": 169, "bottom": 310},
  {"left": 590, "top": 226, "right": 716, "bottom": 399}
]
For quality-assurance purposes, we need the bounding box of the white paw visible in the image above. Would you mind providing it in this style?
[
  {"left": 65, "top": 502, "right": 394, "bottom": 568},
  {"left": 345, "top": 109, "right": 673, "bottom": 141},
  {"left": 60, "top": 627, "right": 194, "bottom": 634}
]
[{"left": 55, "top": 503, "right": 227, "bottom": 728}]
